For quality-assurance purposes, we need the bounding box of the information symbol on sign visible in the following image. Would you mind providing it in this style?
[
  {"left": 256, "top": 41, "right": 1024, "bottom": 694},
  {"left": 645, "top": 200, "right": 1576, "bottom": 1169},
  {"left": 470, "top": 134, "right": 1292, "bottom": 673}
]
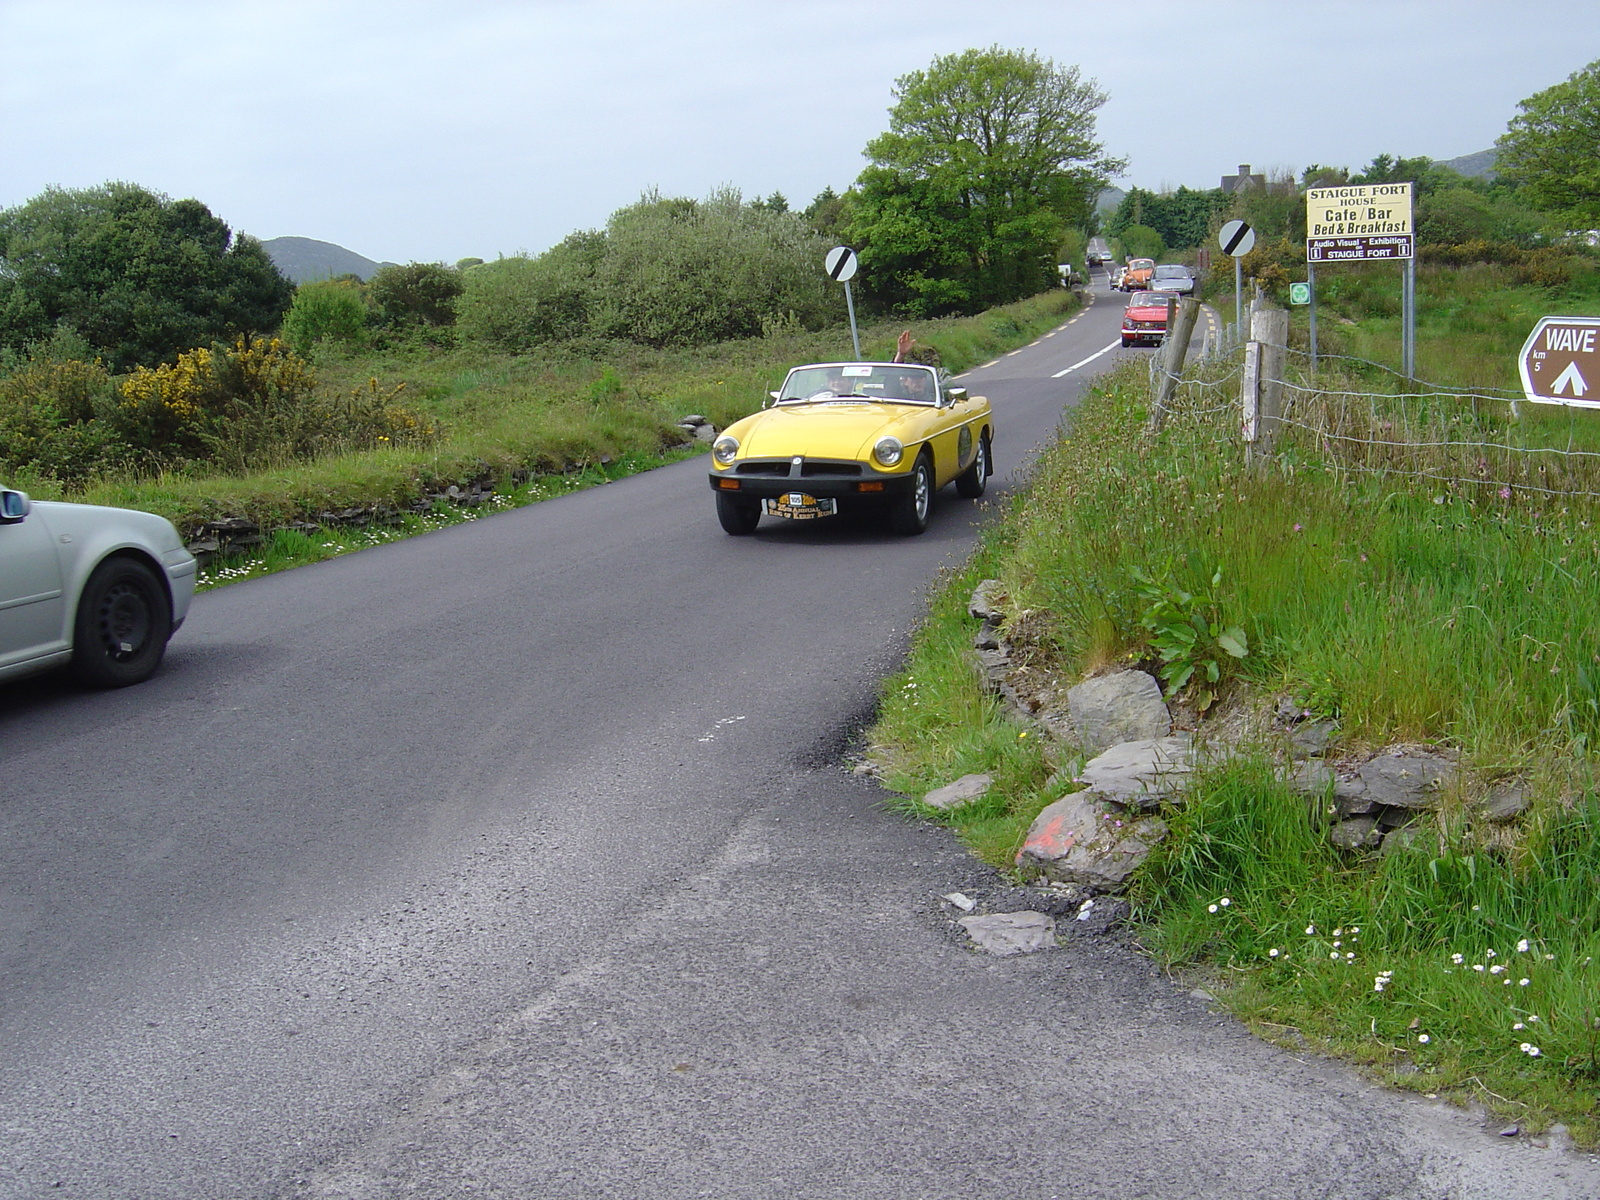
[
  {"left": 1218, "top": 220, "right": 1255, "bottom": 258},
  {"left": 824, "top": 246, "right": 858, "bottom": 283}
]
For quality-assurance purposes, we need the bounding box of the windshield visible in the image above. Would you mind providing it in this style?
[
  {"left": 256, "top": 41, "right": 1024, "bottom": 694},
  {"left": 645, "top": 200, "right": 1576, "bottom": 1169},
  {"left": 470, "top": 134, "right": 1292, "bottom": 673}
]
[
  {"left": 1129, "top": 259, "right": 1155, "bottom": 270},
  {"left": 1153, "top": 266, "right": 1189, "bottom": 278},
  {"left": 777, "top": 363, "right": 939, "bottom": 404},
  {"left": 1128, "top": 292, "right": 1174, "bottom": 307}
]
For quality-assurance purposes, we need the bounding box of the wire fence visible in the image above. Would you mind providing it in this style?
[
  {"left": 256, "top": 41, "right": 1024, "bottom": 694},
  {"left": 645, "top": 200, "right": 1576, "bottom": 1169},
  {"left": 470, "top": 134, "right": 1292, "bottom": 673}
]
[{"left": 1149, "top": 316, "right": 1600, "bottom": 509}]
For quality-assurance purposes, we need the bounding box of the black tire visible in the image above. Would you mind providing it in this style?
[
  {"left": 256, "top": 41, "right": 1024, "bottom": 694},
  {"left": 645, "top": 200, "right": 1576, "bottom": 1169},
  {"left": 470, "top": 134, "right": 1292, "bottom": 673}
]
[
  {"left": 889, "top": 454, "right": 933, "bottom": 536},
  {"left": 955, "top": 432, "right": 990, "bottom": 499},
  {"left": 716, "top": 492, "right": 761, "bottom": 535},
  {"left": 71, "top": 557, "right": 171, "bottom": 687}
]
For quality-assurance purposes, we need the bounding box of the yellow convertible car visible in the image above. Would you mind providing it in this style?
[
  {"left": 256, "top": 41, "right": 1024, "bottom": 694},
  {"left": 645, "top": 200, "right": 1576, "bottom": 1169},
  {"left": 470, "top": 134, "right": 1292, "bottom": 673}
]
[{"left": 708, "top": 361, "right": 993, "bottom": 535}]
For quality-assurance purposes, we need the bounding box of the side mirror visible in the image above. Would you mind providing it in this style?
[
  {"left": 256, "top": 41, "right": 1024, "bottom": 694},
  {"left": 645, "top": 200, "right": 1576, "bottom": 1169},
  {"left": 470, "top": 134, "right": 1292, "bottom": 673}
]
[
  {"left": 765, "top": 390, "right": 781, "bottom": 408},
  {"left": 0, "top": 488, "right": 31, "bottom": 524},
  {"left": 945, "top": 387, "right": 967, "bottom": 405}
]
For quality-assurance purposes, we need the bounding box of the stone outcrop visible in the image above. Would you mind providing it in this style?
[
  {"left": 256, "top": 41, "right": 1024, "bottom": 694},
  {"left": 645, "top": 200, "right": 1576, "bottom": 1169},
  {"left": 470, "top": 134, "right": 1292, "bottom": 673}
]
[
  {"left": 923, "top": 773, "right": 993, "bottom": 811},
  {"left": 1063, "top": 670, "right": 1172, "bottom": 753},
  {"left": 1015, "top": 791, "right": 1169, "bottom": 890}
]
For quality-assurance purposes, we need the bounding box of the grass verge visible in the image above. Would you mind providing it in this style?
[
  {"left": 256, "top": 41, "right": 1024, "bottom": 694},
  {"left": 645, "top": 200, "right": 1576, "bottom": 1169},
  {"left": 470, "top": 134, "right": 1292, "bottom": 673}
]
[{"left": 870, "top": 304, "right": 1600, "bottom": 1141}]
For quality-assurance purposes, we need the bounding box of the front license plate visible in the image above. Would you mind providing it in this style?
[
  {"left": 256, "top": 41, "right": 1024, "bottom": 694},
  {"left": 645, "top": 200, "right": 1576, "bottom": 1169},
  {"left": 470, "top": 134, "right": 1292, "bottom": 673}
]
[{"left": 765, "top": 492, "right": 837, "bottom": 520}]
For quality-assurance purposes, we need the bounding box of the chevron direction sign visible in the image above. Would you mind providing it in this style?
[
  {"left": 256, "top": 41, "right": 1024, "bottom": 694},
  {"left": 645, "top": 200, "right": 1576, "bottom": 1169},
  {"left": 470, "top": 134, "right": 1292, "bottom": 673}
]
[{"left": 1519, "top": 316, "right": 1600, "bottom": 409}]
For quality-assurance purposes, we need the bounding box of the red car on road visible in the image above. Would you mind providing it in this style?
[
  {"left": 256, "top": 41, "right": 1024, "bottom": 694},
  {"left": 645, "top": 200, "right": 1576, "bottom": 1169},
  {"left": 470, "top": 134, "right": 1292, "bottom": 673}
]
[{"left": 1121, "top": 291, "right": 1178, "bottom": 348}]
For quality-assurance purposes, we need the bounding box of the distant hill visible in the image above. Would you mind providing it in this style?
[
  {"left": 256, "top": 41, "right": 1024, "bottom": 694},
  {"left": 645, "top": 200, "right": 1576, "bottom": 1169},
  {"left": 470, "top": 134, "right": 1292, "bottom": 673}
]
[
  {"left": 1440, "top": 148, "right": 1498, "bottom": 180},
  {"left": 261, "top": 236, "right": 394, "bottom": 284}
]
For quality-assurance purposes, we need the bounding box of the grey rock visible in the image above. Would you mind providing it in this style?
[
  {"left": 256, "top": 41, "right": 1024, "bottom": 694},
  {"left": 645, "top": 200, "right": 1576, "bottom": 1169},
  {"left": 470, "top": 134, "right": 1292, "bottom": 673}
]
[
  {"left": 693, "top": 424, "right": 717, "bottom": 442},
  {"left": 1079, "top": 735, "right": 1194, "bottom": 811},
  {"left": 678, "top": 414, "right": 709, "bottom": 426},
  {"left": 1329, "top": 816, "right": 1384, "bottom": 851},
  {"left": 1015, "top": 791, "right": 1169, "bottom": 890},
  {"left": 1065, "top": 671, "right": 1171, "bottom": 753},
  {"left": 1289, "top": 718, "right": 1339, "bottom": 758},
  {"left": 973, "top": 620, "right": 1003, "bottom": 651},
  {"left": 968, "top": 579, "right": 1006, "bottom": 622},
  {"left": 942, "top": 892, "right": 978, "bottom": 913},
  {"left": 1357, "top": 753, "right": 1455, "bottom": 810},
  {"left": 1287, "top": 761, "right": 1334, "bottom": 795},
  {"left": 1483, "top": 781, "right": 1530, "bottom": 824},
  {"left": 1335, "top": 776, "right": 1375, "bottom": 815},
  {"left": 971, "top": 647, "right": 1012, "bottom": 694},
  {"left": 923, "top": 773, "right": 993, "bottom": 811},
  {"left": 1377, "top": 805, "right": 1421, "bottom": 830},
  {"left": 957, "top": 911, "right": 1056, "bottom": 956}
]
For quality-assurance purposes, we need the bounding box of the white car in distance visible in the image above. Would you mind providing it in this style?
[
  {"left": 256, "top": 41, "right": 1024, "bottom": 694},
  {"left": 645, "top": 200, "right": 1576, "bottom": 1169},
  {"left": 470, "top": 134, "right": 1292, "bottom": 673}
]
[{"left": 0, "top": 486, "right": 197, "bottom": 687}]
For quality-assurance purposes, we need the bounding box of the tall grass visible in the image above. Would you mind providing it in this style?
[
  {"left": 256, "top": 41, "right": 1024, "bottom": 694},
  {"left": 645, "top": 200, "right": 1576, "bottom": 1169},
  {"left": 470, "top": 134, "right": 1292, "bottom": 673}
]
[{"left": 870, "top": 263, "right": 1600, "bottom": 1138}]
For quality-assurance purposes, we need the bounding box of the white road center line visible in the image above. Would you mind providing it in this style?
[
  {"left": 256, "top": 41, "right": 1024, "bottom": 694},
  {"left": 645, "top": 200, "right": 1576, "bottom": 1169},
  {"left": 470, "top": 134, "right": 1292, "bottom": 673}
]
[{"left": 1051, "top": 338, "right": 1122, "bottom": 378}]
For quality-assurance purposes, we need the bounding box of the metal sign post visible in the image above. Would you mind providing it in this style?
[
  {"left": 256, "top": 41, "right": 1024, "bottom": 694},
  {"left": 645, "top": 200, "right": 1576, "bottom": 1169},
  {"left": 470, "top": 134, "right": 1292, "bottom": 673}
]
[
  {"left": 825, "top": 246, "right": 861, "bottom": 358},
  {"left": 1219, "top": 220, "right": 1255, "bottom": 332}
]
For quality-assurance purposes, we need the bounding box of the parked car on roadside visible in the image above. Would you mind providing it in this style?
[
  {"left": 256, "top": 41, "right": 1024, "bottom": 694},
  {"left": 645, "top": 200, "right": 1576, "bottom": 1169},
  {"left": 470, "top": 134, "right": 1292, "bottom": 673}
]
[
  {"left": 707, "top": 361, "right": 993, "bottom": 536},
  {"left": 0, "top": 486, "right": 197, "bottom": 686},
  {"left": 1151, "top": 264, "right": 1196, "bottom": 295},
  {"left": 1121, "top": 291, "right": 1180, "bottom": 348}
]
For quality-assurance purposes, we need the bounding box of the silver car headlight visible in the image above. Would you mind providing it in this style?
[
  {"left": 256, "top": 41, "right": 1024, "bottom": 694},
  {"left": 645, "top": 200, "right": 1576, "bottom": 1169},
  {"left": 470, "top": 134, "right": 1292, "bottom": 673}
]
[
  {"left": 712, "top": 434, "right": 740, "bottom": 466},
  {"left": 873, "top": 436, "right": 904, "bottom": 467}
]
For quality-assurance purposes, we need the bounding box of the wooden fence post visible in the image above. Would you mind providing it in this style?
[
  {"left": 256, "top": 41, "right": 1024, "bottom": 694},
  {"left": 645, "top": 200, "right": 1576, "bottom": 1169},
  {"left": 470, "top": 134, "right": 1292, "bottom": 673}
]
[
  {"left": 1250, "top": 307, "right": 1289, "bottom": 467},
  {"left": 1241, "top": 340, "right": 1261, "bottom": 468},
  {"left": 1149, "top": 297, "right": 1203, "bottom": 433}
]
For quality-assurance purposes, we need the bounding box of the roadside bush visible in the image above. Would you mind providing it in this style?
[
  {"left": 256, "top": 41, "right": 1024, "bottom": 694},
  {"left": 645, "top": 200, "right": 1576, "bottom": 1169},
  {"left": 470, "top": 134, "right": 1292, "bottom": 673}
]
[
  {"left": 0, "top": 344, "right": 128, "bottom": 484},
  {"left": 280, "top": 279, "right": 369, "bottom": 357},
  {"left": 456, "top": 232, "right": 604, "bottom": 351},
  {"left": 114, "top": 336, "right": 434, "bottom": 472},
  {"left": 588, "top": 188, "right": 839, "bottom": 348}
]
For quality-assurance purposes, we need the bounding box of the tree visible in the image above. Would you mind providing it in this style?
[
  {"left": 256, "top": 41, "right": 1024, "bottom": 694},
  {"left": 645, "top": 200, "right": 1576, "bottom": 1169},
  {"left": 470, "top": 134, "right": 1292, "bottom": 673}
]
[
  {"left": 848, "top": 46, "right": 1123, "bottom": 316},
  {"left": 280, "top": 280, "right": 369, "bottom": 356},
  {"left": 0, "top": 182, "right": 293, "bottom": 371},
  {"left": 369, "top": 262, "right": 464, "bottom": 327},
  {"left": 1496, "top": 60, "right": 1600, "bottom": 230}
]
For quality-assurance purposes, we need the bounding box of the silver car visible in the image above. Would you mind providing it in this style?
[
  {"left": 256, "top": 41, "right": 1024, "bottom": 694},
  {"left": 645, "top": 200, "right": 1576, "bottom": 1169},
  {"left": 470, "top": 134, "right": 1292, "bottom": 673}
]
[
  {"left": 1151, "top": 264, "right": 1196, "bottom": 295},
  {"left": 0, "top": 487, "right": 197, "bottom": 686}
]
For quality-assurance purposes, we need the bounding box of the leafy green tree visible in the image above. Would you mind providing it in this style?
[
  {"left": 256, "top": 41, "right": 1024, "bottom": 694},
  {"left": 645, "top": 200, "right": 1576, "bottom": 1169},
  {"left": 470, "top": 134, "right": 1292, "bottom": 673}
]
[
  {"left": 1117, "top": 224, "right": 1165, "bottom": 261},
  {"left": 848, "top": 46, "right": 1123, "bottom": 316},
  {"left": 369, "top": 262, "right": 464, "bottom": 327},
  {"left": 0, "top": 182, "right": 293, "bottom": 372},
  {"left": 1496, "top": 60, "right": 1600, "bottom": 230},
  {"left": 280, "top": 280, "right": 369, "bottom": 356}
]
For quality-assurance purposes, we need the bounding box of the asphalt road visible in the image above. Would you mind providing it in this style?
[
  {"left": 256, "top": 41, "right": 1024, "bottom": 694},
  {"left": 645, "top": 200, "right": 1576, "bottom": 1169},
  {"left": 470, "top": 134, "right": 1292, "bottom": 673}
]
[{"left": 3, "top": 281, "right": 1596, "bottom": 1199}]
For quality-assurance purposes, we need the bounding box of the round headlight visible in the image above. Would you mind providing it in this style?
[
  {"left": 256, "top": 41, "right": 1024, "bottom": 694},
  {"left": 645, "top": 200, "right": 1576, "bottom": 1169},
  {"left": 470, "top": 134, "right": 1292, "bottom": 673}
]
[
  {"left": 712, "top": 434, "right": 740, "bottom": 466},
  {"left": 873, "top": 436, "right": 904, "bottom": 467}
]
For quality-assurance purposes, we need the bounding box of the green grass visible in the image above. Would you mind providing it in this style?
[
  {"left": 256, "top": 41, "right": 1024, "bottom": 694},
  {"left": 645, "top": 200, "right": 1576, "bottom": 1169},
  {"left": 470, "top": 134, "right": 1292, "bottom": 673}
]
[{"left": 869, "top": 258, "right": 1600, "bottom": 1141}]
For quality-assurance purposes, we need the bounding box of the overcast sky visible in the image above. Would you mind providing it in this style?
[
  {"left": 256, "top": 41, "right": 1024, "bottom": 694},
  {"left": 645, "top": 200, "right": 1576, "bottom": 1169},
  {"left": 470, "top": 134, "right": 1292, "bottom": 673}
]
[{"left": 2, "top": 1, "right": 1594, "bottom": 266}]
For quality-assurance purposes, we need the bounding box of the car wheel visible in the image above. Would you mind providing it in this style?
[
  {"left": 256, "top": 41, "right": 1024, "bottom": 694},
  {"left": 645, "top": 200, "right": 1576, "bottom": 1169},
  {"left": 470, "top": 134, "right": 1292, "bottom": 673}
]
[
  {"left": 889, "top": 453, "right": 933, "bottom": 536},
  {"left": 955, "top": 433, "right": 989, "bottom": 499},
  {"left": 716, "top": 491, "right": 762, "bottom": 535},
  {"left": 1121, "top": 337, "right": 1132, "bottom": 347},
  {"left": 71, "top": 557, "right": 171, "bottom": 687}
]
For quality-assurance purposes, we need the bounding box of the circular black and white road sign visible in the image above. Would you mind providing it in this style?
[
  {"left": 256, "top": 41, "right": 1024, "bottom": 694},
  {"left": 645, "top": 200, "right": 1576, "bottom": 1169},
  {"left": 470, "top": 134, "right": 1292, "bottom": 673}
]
[
  {"left": 825, "top": 246, "right": 859, "bottom": 282},
  {"left": 1218, "top": 220, "right": 1255, "bottom": 258}
]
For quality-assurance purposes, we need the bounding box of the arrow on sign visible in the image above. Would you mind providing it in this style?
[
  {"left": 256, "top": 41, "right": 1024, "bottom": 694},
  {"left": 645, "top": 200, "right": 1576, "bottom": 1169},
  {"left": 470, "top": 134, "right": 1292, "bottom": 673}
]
[{"left": 1553, "top": 360, "right": 1589, "bottom": 397}]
